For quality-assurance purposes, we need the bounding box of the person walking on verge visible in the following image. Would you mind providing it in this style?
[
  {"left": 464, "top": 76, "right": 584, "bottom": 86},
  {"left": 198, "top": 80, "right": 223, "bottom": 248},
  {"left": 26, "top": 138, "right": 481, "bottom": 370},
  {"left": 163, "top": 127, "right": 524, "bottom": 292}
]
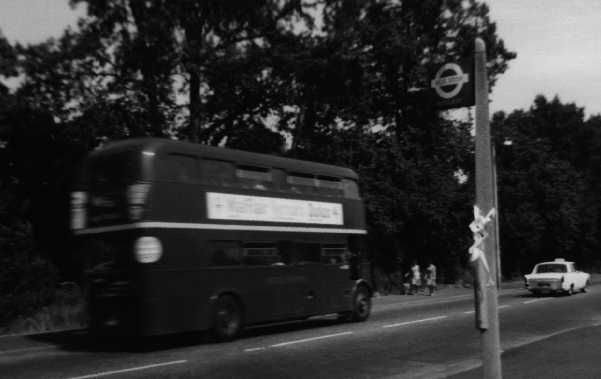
[
  {"left": 395, "top": 255, "right": 404, "bottom": 294},
  {"left": 410, "top": 261, "right": 420, "bottom": 295},
  {"left": 426, "top": 262, "right": 437, "bottom": 296}
]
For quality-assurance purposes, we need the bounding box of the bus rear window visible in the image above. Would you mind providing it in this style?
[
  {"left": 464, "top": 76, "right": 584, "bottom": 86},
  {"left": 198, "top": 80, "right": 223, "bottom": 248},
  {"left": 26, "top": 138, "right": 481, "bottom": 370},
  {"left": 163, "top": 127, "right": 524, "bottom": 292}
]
[
  {"left": 157, "top": 153, "right": 199, "bottom": 182},
  {"left": 88, "top": 152, "right": 140, "bottom": 183},
  {"left": 342, "top": 179, "right": 360, "bottom": 199}
]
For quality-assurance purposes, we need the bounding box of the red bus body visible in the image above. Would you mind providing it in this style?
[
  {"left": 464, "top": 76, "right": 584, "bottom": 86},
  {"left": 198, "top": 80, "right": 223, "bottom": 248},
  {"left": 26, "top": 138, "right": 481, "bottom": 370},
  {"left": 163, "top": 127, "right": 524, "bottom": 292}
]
[{"left": 72, "top": 138, "right": 370, "bottom": 337}]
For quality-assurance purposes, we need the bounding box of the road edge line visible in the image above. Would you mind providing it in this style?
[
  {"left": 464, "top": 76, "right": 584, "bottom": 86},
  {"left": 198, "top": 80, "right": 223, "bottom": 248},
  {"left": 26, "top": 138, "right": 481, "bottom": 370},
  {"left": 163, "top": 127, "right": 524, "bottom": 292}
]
[{"left": 65, "top": 359, "right": 188, "bottom": 379}]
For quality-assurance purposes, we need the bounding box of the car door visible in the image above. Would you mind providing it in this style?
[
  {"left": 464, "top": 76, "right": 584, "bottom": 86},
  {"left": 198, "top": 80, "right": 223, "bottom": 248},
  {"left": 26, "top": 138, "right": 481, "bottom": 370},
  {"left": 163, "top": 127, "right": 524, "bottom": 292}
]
[{"left": 571, "top": 264, "right": 587, "bottom": 289}]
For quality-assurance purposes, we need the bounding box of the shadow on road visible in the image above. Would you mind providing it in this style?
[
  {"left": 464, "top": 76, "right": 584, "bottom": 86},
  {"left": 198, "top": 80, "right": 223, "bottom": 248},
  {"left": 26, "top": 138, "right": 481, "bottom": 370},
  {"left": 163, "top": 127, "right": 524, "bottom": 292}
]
[{"left": 27, "top": 316, "right": 344, "bottom": 353}]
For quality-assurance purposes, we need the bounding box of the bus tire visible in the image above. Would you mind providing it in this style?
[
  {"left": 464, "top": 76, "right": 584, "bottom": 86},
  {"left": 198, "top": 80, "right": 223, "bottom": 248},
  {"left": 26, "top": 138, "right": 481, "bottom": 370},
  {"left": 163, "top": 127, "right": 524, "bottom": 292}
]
[
  {"left": 350, "top": 285, "right": 371, "bottom": 322},
  {"left": 210, "top": 295, "right": 243, "bottom": 342}
]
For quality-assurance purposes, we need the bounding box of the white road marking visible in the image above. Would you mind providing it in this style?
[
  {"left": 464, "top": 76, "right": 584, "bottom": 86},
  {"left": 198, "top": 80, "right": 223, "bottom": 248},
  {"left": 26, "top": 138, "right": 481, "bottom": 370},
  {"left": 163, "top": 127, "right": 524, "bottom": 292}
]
[
  {"left": 382, "top": 315, "right": 448, "bottom": 328},
  {"left": 244, "top": 347, "right": 267, "bottom": 352},
  {"left": 0, "top": 327, "right": 84, "bottom": 339},
  {"left": 384, "top": 288, "right": 525, "bottom": 309},
  {"left": 66, "top": 360, "right": 188, "bottom": 379},
  {"left": 463, "top": 305, "right": 508, "bottom": 315},
  {"left": 270, "top": 331, "right": 353, "bottom": 347},
  {"left": 523, "top": 298, "right": 550, "bottom": 304},
  {"left": 504, "top": 322, "right": 600, "bottom": 351},
  {"left": 0, "top": 346, "right": 54, "bottom": 355},
  {"left": 393, "top": 294, "right": 471, "bottom": 307}
]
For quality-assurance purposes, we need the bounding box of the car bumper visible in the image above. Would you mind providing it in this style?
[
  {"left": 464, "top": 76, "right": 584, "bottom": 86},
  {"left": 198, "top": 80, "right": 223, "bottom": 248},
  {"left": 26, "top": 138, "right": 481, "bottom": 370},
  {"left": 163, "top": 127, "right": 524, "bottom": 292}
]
[{"left": 526, "top": 281, "right": 564, "bottom": 293}]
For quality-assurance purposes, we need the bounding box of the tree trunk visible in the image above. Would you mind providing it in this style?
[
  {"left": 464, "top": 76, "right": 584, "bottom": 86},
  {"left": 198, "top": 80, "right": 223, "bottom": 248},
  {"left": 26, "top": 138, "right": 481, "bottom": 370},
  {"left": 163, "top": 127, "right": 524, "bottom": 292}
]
[{"left": 188, "top": 67, "right": 201, "bottom": 142}]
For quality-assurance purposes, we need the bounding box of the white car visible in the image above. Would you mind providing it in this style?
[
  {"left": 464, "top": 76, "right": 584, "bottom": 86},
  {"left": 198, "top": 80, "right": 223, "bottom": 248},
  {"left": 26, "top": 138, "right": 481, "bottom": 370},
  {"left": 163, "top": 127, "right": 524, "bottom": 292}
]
[{"left": 524, "top": 258, "right": 590, "bottom": 296}]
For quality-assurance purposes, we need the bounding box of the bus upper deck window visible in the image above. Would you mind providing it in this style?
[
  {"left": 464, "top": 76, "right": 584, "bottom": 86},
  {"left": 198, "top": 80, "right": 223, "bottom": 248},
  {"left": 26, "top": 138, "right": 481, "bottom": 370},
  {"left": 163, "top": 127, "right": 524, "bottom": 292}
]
[
  {"left": 287, "top": 173, "right": 316, "bottom": 194},
  {"left": 287, "top": 173, "right": 316, "bottom": 186},
  {"left": 201, "top": 159, "right": 235, "bottom": 187},
  {"left": 342, "top": 179, "right": 360, "bottom": 199},
  {"left": 89, "top": 152, "right": 138, "bottom": 183},
  {"left": 316, "top": 176, "right": 343, "bottom": 196},
  {"left": 236, "top": 166, "right": 273, "bottom": 190},
  {"left": 160, "top": 153, "right": 199, "bottom": 182}
]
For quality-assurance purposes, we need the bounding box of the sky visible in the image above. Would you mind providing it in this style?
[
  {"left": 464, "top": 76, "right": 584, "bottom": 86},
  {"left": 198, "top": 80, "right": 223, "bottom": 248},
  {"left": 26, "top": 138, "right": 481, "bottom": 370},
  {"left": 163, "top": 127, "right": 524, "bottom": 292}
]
[
  {"left": 486, "top": 0, "right": 601, "bottom": 117},
  {"left": 1, "top": 0, "right": 601, "bottom": 117}
]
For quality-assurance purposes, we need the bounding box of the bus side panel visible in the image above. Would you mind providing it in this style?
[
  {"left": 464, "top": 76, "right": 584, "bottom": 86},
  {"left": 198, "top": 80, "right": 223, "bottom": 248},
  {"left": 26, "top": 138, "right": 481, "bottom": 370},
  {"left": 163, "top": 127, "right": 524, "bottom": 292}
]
[
  {"left": 138, "top": 269, "right": 300, "bottom": 334},
  {"left": 138, "top": 229, "right": 296, "bottom": 333},
  {"left": 316, "top": 264, "right": 355, "bottom": 313},
  {"left": 133, "top": 228, "right": 203, "bottom": 335}
]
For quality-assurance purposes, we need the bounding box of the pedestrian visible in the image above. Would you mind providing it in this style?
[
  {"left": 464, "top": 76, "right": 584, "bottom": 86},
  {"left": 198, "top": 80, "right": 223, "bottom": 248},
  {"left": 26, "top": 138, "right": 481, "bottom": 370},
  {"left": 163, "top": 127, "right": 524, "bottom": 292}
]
[
  {"left": 410, "top": 261, "right": 420, "bottom": 295},
  {"left": 395, "top": 255, "right": 404, "bottom": 294},
  {"left": 426, "top": 261, "right": 437, "bottom": 296},
  {"left": 402, "top": 272, "right": 411, "bottom": 295}
]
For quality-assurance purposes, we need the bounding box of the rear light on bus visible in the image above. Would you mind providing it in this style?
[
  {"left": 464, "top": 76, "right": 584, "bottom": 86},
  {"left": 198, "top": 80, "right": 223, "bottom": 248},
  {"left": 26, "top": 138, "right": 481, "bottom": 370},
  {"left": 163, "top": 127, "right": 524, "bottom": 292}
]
[
  {"left": 70, "top": 191, "right": 87, "bottom": 230},
  {"left": 127, "top": 183, "right": 150, "bottom": 221},
  {"left": 134, "top": 236, "right": 162, "bottom": 263}
]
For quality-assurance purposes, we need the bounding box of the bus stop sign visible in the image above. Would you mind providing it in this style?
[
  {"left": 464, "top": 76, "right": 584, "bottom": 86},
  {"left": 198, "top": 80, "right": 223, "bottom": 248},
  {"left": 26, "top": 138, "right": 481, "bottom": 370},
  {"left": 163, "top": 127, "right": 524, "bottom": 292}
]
[{"left": 430, "top": 59, "right": 474, "bottom": 109}]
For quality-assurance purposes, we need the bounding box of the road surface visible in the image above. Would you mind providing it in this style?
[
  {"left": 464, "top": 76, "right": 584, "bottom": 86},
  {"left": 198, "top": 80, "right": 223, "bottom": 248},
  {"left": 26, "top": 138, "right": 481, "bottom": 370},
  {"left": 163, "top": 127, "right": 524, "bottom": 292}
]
[{"left": 1, "top": 284, "right": 600, "bottom": 378}]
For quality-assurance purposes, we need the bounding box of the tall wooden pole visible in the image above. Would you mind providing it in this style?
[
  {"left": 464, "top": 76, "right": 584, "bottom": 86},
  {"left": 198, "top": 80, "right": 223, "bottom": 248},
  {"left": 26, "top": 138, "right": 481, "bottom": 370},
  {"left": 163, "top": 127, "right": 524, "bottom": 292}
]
[{"left": 474, "top": 38, "right": 502, "bottom": 378}]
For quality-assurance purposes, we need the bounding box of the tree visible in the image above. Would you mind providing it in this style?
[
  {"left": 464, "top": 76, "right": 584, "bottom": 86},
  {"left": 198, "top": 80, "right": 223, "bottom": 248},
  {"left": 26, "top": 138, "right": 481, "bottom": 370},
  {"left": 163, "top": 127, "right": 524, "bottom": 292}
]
[
  {"left": 0, "top": 31, "right": 59, "bottom": 325},
  {"left": 278, "top": 0, "right": 515, "bottom": 280},
  {"left": 5, "top": 1, "right": 518, "bottom": 287},
  {"left": 283, "top": 0, "right": 516, "bottom": 149},
  {"left": 492, "top": 95, "right": 601, "bottom": 275}
]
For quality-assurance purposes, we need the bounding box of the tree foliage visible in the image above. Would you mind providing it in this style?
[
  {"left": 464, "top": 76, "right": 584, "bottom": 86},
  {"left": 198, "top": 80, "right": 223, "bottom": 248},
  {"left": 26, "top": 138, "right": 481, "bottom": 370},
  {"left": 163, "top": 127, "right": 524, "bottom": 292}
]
[
  {"left": 492, "top": 95, "right": 601, "bottom": 275},
  {"left": 0, "top": 0, "right": 549, "bottom": 303},
  {"left": 0, "top": 32, "right": 59, "bottom": 323}
]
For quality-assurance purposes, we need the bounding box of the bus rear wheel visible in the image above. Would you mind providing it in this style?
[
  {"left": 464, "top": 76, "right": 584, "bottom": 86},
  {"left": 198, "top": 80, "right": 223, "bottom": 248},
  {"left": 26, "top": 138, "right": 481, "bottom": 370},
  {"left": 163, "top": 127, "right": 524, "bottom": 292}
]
[
  {"left": 211, "top": 295, "right": 242, "bottom": 341},
  {"left": 350, "top": 286, "right": 371, "bottom": 322}
]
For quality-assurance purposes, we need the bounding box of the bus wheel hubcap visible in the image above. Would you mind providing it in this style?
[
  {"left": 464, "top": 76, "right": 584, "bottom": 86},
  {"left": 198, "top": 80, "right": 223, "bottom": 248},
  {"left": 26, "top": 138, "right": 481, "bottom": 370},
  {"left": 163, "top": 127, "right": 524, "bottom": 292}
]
[{"left": 218, "top": 308, "right": 238, "bottom": 334}]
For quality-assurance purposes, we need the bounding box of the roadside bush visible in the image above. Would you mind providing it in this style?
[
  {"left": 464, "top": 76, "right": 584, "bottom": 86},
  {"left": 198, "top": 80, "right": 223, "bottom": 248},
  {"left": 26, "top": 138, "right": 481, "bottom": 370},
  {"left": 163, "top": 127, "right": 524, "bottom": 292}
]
[{"left": 0, "top": 219, "right": 57, "bottom": 327}]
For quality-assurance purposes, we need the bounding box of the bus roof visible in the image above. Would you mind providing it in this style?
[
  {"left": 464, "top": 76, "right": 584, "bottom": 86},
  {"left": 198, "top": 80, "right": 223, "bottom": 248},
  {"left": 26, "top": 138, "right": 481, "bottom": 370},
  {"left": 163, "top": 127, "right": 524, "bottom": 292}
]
[{"left": 89, "top": 138, "right": 359, "bottom": 180}]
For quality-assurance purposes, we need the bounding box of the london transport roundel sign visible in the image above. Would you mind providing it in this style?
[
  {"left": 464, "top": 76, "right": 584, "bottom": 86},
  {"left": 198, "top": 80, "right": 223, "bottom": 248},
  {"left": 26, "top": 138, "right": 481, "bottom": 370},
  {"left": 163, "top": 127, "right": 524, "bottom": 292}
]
[
  {"left": 431, "top": 63, "right": 469, "bottom": 99},
  {"left": 429, "top": 59, "right": 475, "bottom": 109}
]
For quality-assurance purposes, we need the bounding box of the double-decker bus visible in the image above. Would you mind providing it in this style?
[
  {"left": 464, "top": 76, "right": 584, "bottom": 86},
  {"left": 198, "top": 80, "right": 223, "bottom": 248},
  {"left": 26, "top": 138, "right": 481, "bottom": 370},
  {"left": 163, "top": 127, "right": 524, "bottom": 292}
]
[{"left": 71, "top": 138, "right": 371, "bottom": 340}]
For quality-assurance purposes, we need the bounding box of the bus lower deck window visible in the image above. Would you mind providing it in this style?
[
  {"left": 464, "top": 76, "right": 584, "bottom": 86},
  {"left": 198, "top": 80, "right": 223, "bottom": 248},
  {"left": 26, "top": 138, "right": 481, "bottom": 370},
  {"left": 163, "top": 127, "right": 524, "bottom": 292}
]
[
  {"left": 243, "top": 244, "right": 282, "bottom": 266},
  {"left": 209, "top": 241, "right": 242, "bottom": 266}
]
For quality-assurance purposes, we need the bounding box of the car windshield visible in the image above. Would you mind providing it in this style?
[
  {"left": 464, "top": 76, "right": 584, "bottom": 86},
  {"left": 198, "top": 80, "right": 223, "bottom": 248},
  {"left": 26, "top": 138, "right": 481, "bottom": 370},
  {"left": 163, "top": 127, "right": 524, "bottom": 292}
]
[{"left": 535, "top": 264, "right": 566, "bottom": 273}]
